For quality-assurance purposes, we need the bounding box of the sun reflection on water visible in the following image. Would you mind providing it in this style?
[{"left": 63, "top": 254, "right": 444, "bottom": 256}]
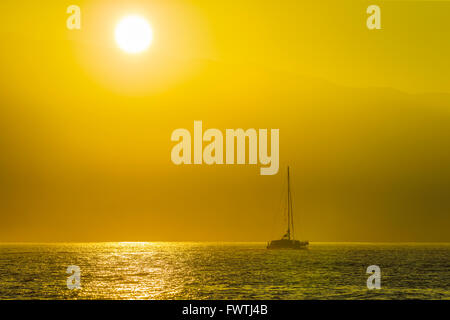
[{"left": 0, "top": 242, "right": 449, "bottom": 299}]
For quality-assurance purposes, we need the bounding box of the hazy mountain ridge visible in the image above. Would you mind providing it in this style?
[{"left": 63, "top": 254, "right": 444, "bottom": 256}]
[{"left": 1, "top": 58, "right": 449, "bottom": 241}]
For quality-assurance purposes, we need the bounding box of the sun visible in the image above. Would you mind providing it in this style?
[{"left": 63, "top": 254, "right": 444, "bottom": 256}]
[{"left": 115, "top": 15, "right": 153, "bottom": 54}]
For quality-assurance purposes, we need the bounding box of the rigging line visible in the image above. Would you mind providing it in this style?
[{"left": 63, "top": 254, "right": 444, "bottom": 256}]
[
  {"left": 271, "top": 171, "right": 287, "bottom": 239},
  {"left": 287, "top": 166, "right": 291, "bottom": 240},
  {"left": 289, "top": 167, "right": 300, "bottom": 240},
  {"left": 290, "top": 167, "right": 294, "bottom": 240}
]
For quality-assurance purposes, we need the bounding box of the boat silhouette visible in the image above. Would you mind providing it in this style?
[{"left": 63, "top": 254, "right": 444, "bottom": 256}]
[{"left": 267, "top": 166, "right": 309, "bottom": 249}]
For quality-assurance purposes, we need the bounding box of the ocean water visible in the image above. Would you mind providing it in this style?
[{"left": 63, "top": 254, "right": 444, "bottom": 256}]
[{"left": 0, "top": 242, "right": 448, "bottom": 300}]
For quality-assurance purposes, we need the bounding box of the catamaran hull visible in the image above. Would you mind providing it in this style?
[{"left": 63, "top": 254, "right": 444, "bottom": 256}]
[{"left": 267, "top": 240, "right": 309, "bottom": 249}]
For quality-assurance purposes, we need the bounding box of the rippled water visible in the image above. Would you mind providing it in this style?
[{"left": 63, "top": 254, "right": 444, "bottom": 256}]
[{"left": 0, "top": 242, "right": 449, "bottom": 299}]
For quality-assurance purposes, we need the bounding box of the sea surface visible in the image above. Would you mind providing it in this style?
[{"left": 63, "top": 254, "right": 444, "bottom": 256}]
[{"left": 0, "top": 242, "right": 449, "bottom": 300}]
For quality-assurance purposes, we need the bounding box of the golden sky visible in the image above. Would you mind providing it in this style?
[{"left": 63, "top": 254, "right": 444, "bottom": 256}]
[{"left": 0, "top": 0, "right": 449, "bottom": 242}]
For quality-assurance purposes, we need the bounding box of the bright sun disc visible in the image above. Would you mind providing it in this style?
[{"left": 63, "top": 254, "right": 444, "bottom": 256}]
[{"left": 115, "top": 16, "right": 153, "bottom": 54}]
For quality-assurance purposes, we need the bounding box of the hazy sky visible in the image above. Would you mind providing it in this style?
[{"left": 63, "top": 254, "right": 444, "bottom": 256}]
[{"left": 0, "top": 0, "right": 449, "bottom": 242}]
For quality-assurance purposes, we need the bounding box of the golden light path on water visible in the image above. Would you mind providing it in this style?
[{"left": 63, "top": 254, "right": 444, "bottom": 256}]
[{"left": 0, "top": 242, "right": 449, "bottom": 299}]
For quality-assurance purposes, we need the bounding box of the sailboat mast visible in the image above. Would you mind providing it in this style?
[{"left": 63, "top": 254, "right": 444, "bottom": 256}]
[
  {"left": 290, "top": 168, "right": 294, "bottom": 240},
  {"left": 287, "top": 166, "right": 291, "bottom": 240}
]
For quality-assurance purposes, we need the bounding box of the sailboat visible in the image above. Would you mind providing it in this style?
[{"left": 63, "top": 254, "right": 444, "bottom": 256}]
[{"left": 267, "top": 166, "right": 309, "bottom": 249}]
